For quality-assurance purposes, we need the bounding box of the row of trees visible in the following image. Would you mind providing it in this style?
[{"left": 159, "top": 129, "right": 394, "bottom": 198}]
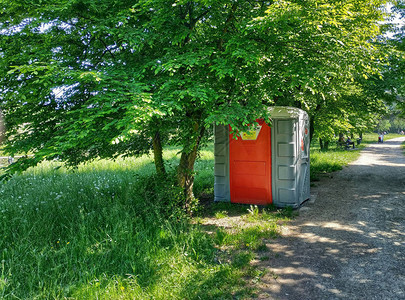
[
  {"left": 1, "top": 0, "right": 404, "bottom": 210},
  {"left": 376, "top": 109, "right": 405, "bottom": 133}
]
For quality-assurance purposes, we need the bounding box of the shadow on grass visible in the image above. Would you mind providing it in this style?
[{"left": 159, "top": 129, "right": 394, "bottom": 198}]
[
  {"left": 0, "top": 151, "right": 257, "bottom": 299},
  {"left": 3, "top": 136, "right": 361, "bottom": 298}
]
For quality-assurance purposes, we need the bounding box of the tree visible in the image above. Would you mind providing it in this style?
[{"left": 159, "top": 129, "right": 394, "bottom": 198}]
[
  {"left": 391, "top": 115, "right": 405, "bottom": 131},
  {"left": 389, "top": 1, "right": 405, "bottom": 114},
  {"left": 310, "top": 78, "right": 388, "bottom": 149},
  {"left": 370, "top": 1, "right": 405, "bottom": 117},
  {"left": 0, "top": 0, "right": 390, "bottom": 210},
  {"left": 375, "top": 103, "right": 405, "bottom": 132}
]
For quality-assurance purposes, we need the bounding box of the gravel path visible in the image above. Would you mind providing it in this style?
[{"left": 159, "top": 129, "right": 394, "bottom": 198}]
[{"left": 257, "top": 137, "right": 405, "bottom": 300}]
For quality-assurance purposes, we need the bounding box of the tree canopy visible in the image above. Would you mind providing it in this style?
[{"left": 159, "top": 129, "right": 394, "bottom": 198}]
[
  {"left": 0, "top": 0, "right": 393, "bottom": 208},
  {"left": 384, "top": 1, "right": 405, "bottom": 114}
]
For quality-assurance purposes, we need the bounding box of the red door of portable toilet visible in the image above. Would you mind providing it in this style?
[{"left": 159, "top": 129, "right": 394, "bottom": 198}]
[{"left": 229, "top": 120, "right": 272, "bottom": 205}]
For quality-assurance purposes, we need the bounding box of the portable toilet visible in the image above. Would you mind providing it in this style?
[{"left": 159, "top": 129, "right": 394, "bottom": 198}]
[{"left": 214, "top": 106, "right": 310, "bottom": 208}]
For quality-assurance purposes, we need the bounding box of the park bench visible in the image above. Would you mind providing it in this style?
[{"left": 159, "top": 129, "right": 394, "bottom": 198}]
[
  {"left": 337, "top": 140, "right": 352, "bottom": 150},
  {"left": 337, "top": 138, "right": 361, "bottom": 150}
]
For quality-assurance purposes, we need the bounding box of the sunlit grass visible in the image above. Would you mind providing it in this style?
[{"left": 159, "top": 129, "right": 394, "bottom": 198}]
[
  {"left": 3, "top": 130, "right": 400, "bottom": 298},
  {"left": 310, "top": 149, "right": 359, "bottom": 180},
  {"left": 0, "top": 144, "right": 279, "bottom": 299},
  {"left": 310, "top": 132, "right": 405, "bottom": 180}
]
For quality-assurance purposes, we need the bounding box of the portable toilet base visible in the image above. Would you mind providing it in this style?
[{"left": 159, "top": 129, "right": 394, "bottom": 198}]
[{"left": 214, "top": 106, "right": 310, "bottom": 208}]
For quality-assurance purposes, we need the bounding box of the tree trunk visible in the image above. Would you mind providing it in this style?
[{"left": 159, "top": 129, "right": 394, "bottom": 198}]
[
  {"left": 338, "top": 132, "right": 345, "bottom": 147},
  {"left": 152, "top": 130, "right": 166, "bottom": 177},
  {"left": 309, "top": 117, "right": 315, "bottom": 143},
  {"left": 309, "top": 104, "right": 321, "bottom": 143},
  {"left": 177, "top": 123, "right": 205, "bottom": 214},
  {"left": 319, "top": 138, "right": 329, "bottom": 151}
]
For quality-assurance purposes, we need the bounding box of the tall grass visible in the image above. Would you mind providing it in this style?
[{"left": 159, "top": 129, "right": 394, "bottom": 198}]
[
  {"left": 310, "top": 150, "right": 359, "bottom": 180},
  {"left": 0, "top": 154, "right": 221, "bottom": 299},
  {"left": 0, "top": 147, "right": 285, "bottom": 299},
  {"left": 309, "top": 138, "right": 360, "bottom": 180},
  {"left": 3, "top": 130, "right": 392, "bottom": 298}
]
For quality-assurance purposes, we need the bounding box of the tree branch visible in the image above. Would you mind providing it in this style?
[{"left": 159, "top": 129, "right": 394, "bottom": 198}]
[{"left": 218, "top": 3, "right": 238, "bottom": 49}]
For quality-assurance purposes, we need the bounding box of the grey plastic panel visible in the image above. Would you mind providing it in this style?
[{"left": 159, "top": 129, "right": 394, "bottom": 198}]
[
  {"left": 214, "top": 143, "right": 227, "bottom": 156},
  {"left": 277, "top": 120, "right": 294, "bottom": 135},
  {"left": 214, "top": 163, "right": 227, "bottom": 177},
  {"left": 278, "top": 165, "right": 296, "bottom": 180},
  {"left": 297, "top": 113, "right": 311, "bottom": 203},
  {"left": 278, "top": 143, "right": 295, "bottom": 157},
  {"left": 270, "top": 108, "right": 311, "bottom": 207},
  {"left": 214, "top": 125, "right": 230, "bottom": 202},
  {"left": 279, "top": 188, "right": 296, "bottom": 202},
  {"left": 272, "top": 119, "right": 297, "bottom": 206},
  {"left": 300, "top": 162, "right": 310, "bottom": 202}
]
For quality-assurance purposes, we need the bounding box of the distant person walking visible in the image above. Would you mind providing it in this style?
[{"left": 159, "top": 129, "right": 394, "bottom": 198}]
[{"left": 378, "top": 133, "right": 384, "bottom": 143}]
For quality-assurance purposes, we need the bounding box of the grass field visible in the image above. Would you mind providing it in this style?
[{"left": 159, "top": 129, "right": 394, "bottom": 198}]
[
  {"left": 0, "top": 147, "right": 292, "bottom": 299},
  {"left": 1, "top": 132, "right": 403, "bottom": 299},
  {"left": 309, "top": 132, "right": 404, "bottom": 180}
]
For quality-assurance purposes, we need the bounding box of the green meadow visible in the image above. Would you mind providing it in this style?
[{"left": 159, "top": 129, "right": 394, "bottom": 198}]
[
  {"left": 0, "top": 146, "right": 289, "bottom": 299},
  {"left": 0, "top": 132, "right": 399, "bottom": 299}
]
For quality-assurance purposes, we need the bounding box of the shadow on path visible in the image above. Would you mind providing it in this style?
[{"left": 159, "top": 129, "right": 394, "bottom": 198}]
[{"left": 257, "top": 138, "right": 405, "bottom": 300}]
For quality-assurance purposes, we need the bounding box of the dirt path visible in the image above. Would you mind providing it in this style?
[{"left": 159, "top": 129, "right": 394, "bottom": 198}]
[{"left": 257, "top": 137, "right": 405, "bottom": 300}]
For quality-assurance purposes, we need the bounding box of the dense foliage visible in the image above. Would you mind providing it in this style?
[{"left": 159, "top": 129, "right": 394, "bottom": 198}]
[
  {"left": 0, "top": 0, "right": 393, "bottom": 205},
  {"left": 387, "top": 1, "right": 405, "bottom": 113}
]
